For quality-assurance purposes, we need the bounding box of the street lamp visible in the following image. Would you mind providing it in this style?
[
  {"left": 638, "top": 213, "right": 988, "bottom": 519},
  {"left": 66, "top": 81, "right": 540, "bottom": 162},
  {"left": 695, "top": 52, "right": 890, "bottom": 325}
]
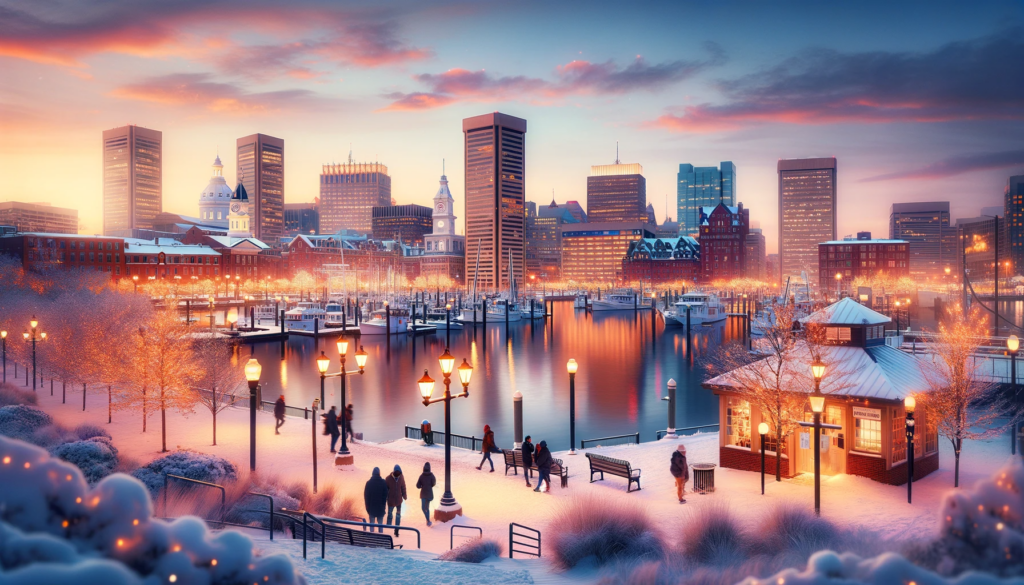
[
  {"left": 809, "top": 360, "right": 826, "bottom": 516},
  {"left": 567, "top": 358, "right": 579, "bottom": 454},
  {"left": 133, "top": 274, "right": 139, "bottom": 294},
  {"left": 1, "top": 330, "right": 6, "bottom": 384},
  {"left": 445, "top": 303, "right": 452, "bottom": 347},
  {"left": 835, "top": 273, "right": 842, "bottom": 301},
  {"left": 1010, "top": 335, "right": 1020, "bottom": 455},
  {"left": 758, "top": 422, "right": 769, "bottom": 495},
  {"left": 316, "top": 351, "right": 330, "bottom": 404},
  {"left": 315, "top": 338, "right": 367, "bottom": 465},
  {"left": 244, "top": 358, "right": 262, "bottom": 472},
  {"left": 226, "top": 309, "right": 238, "bottom": 331},
  {"left": 24, "top": 316, "right": 45, "bottom": 391},
  {"left": 419, "top": 349, "right": 473, "bottom": 522},
  {"left": 905, "top": 395, "right": 916, "bottom": 504},
  {"left": 311, "top": 397, "right": 320, "bottom": 493},
  {"left": 894, "top": 300, "right": 902, "bottom": 331},
  {"left": 208, "top": 297, "right": 215, "bottom": 329}
]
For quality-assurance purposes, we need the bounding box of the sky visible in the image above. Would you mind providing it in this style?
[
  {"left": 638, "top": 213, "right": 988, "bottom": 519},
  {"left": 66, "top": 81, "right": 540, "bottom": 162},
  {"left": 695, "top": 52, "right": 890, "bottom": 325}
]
[{"left": 1, "top": 0, "right": 1023, "bottom": 252}]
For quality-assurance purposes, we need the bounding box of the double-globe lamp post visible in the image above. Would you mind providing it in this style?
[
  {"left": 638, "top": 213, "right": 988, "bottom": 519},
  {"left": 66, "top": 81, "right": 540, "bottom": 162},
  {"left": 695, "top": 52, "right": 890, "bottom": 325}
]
[
  {"left": 245, "top": 358, "right": 262, "bottom": 472},
  {"left": 23, "top": 316, "right": 46, "bottom": 391},
  {"left": 806, "top": 360, "right": 828, "bottom": 516},
  {"left": 567, "top": 359, "right": 578, "bottom": 454},
  {"left": 905, "top": 395, "right": 916, "bottom": 504},
  {"left": 418, "top": 348, "right": 473, "bottom": 522},
  {"left": 758, "top": 421, "right": 769, "bottom": 495},
  {"left": 316, "top": 338, "right": 367, "bottom": 465}
]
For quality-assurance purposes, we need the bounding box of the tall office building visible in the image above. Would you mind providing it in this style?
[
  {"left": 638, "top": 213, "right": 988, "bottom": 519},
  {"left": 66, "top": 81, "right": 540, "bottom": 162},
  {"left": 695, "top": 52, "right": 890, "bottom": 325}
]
[
  {"left": 777, "top": 157, "right": 837, "bottom": 286},
  {"left": 284, "top": 202, "right": 319, "bottom": 236},
  {"left": 236, "top": 134, "right": 284, "bottom": 243},
  {"left": 0, "top": 202, "right": 79, "bottom": 234},
  {"left": 1005, "top": 176, "right": 1024, "bottom": 277},
  {"left": 198, "top": 155, "right": 232, "bottom": 228},
  {"left": 587, "top": 163, "right": 647, "bottom": 223},
  {"left": 560, "top": 221, "right": 655, "bottom": 283},
  {"left": 464, "top": 112, "right": 526, "bottom": 291},
  {"left": 745, "top": 227, "right": 766, "bottom": 280},
  {"left": 700, "top": 202, "right": 749, "bottom": 281},
  {"left": 372, "top": 204, "right": 432, "bottom": 246},
  {"left": 889, "top": 202, "right": 956, "bottom": 280},
  {"left": 320, "top": 161, "right": 392, "bottom": 235},
  {"left": 102, "top": 125, "right": 162, "bottom": 236},
  {"left": 526, "top": 199, "right": 579, "bottom": 280},
  {"left": 677, "top": 162, "right": 736, "bottom": 237}
]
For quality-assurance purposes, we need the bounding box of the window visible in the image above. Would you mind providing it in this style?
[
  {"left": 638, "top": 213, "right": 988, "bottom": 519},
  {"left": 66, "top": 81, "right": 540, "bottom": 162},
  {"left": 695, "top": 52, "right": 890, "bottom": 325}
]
[
  {"left": 726, "top": 397, "right": 751, "bottom": 448},
  {"left": 892, "top": 412, "right": 907, "bottom": 463},
  {"left": 854, "top": 418, "right": 881, "bottom": 453},
  {"left": 89, "top": 253, "right": 94, "bottom": 262},
  {"left": 826, "top": 327, "right": 851, "bottom": 341}
]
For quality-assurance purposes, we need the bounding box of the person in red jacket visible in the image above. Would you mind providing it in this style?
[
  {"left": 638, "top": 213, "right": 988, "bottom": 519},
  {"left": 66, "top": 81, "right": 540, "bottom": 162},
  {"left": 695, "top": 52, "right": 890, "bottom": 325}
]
[{"left": 475, "top": 424, "right": 498, "bottom": 472}]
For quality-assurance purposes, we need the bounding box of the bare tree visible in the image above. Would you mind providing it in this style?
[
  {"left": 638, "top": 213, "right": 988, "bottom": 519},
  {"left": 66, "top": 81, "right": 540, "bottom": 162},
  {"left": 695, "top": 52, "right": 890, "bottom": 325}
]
[
  {"left": 136, "top": 309, "right": 202, "bottom": 452},
  {"left": 191, "top": 336, "right": 245, "bottom": 445}
]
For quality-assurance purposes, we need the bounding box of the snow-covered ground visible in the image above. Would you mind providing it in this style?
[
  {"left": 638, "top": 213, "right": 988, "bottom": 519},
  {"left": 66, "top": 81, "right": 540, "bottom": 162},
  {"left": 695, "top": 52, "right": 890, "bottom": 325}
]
[{"left": 29, "top": 384, "right": 1015, "bottom": 583}]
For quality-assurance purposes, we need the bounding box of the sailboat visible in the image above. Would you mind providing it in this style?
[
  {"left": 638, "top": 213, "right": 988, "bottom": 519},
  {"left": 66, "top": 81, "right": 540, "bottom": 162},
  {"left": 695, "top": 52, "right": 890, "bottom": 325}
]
[
  {"left": 459, "top": 240, "right": 487, "bottom": 323},
  {"left": 488, "top": 249, "right": 521, "bottom": 322}
]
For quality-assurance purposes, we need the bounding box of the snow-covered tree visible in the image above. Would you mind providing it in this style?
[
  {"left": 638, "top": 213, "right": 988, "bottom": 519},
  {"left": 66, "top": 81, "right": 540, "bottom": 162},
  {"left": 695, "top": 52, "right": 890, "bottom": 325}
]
[
  {"left": 135, "top": 310, "right": 202, "bottom": 452},
  {"left": 191, "top": 337, "right": 245, "bottom": 446}
]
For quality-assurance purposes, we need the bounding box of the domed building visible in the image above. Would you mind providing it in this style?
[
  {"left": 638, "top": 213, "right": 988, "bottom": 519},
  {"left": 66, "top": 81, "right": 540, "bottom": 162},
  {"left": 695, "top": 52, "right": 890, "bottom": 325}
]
[{"left": 198, "top": 155, "right": 232, "bottom": 228}]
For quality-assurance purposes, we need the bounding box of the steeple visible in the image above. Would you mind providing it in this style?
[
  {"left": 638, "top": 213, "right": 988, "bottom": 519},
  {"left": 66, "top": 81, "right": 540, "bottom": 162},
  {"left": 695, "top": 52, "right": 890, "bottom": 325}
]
[{"left": 212, "top": 155, "right": 223, "bottom": 177}]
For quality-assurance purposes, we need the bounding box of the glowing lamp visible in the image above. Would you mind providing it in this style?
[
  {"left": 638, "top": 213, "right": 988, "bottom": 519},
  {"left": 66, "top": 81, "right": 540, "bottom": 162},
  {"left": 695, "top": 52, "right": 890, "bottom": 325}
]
[
  {"left": 337, "top": 338, "right": 349, "bottom": 356},
  {"left": 457, "top": 358, "right": 473, "bottom": 386},
  {"left": 316, "top": 352, "right": 330, "bottom": 375},
  {"left": 418, "top": 370, "right": 435, "bottom": 400},
  {"left": 758, "top": 422, "right": 770, "bottom": 435},
  {"left": 810, "top": 360, "right": 826, "bottom": 382},
  {"left": 904, "top": 395, "right": 916, "bottom": 413},
  {"left": 40, "top": 332, "right": 46, "bottom": 340},
  {"left": 244, "top": 359, "right": 262, "bottom": 383},
  {"left": 1, "top": 331, "right": 7, "bottom": 339},
  {"left": 30, "top": 317, "right": 37, "bottom": 329},
  {"left": 383, "top": 301, "right": 389, "bottom": 307},
  {"left": 566, "top": 358, "right": 579, "bottom": 374},
  {"left": 945, "top": 267, "right": 951, "bottom": 275},
  {"left": 835, "top": 273, "right": 842, "bottom": 281},
  {"left": 1009, "top": 335, "right": 1020, "bottom": 353},
  {"left": 446, "top": 303, "right": 452, "bottom": 310},
  {"left": 354, "top": 346, "right": 368, "bottom": 370},
  {"left": 439, "top": 348, "right": 455, "bottom": 375},
  {"left": 22, "top": 332, "right": 28, "bottom": 340},
  {"left": 133, "top": 275, "right": 138, "bottom": 281},
  {"left": 226, "top": 310, "right": 238, "bottom": 324},
  {"left": 809, "top": 394, "right": 825, "bottom": 414}
]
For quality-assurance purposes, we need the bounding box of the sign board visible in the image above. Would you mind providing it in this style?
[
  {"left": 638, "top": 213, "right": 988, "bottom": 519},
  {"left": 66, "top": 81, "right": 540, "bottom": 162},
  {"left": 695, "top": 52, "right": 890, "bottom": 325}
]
[
  {"left": 800, "top": 432, "right": 810, "bottom": 450},
  {"left": 821, "top": 436, "right": 830, "bottom": 452},
  {"left": 853, "top": 406, "right": 882, "bottom": 421}
]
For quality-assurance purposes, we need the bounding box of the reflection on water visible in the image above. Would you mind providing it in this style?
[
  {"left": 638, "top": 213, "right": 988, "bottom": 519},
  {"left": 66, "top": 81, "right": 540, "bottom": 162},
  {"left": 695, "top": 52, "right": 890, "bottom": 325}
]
[{"left": 245, "top": 301, "right": 743, "bottom": 449}]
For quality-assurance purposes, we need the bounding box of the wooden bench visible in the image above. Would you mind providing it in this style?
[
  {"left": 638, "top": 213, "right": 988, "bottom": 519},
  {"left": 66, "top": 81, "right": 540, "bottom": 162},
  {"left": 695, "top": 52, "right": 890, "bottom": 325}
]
[
  {"left": 282, "top": 510, "right": 400, "bottom": 549},
  {"left": 503, "top": 449, "right": 569, "bottom": 488},
  {"left": 585, "top": 453, "right": 641, "bottom": 492}
]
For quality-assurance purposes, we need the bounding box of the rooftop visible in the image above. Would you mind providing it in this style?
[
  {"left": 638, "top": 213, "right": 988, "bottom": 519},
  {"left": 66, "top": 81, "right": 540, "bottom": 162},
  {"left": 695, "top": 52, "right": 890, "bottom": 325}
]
[
  {"left": 821, "top": 239, "right": 906, "bottom": 245},
  {"left": 800, "top": 297, "right": 891, "bottom": 326}
]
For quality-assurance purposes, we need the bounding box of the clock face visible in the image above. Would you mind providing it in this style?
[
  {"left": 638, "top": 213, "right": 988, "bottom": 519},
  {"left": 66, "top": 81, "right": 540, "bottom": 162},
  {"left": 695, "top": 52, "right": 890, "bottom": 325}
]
[
  {"left": 230, "top": 203, "right": 240, "bottom": 213},
  {"left": 437, "top": 220, "right": 445, "bottom": 228},
  {"left": 436, "top": 203, "right": 445, "bottom": 212}
]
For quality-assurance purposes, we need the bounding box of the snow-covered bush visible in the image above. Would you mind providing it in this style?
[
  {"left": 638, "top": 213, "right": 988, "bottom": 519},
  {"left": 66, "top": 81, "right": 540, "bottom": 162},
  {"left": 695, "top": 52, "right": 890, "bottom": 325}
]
[
  {"left": 0, "top": 384, "right": 38, "bottom": 407},
  {"left": 131, "top": 449, "right": 238, "bottom": 495},
  {"left": 0, "top": 405, "right": 52, "bottom": 442},
  {"left": 737, "top": 550, "right": 1011, "bottom": 585},
  {"left": 72, "top": 424, "right": 111, "bottom": 441},
  {"left": 547, "top": 494, "right": 664, "bottom": 569},
  {"left": 439, "top": 537, "right": 503, "bottom": 563},
  {"left": 749, "top": 504, "right": 841, "bottom": 561},
  {"left": 678, "top": 501, "right": 749, "bottom": 567},
  {"left": 0, "top": 434, "right": 305, "bottom": 584},
  {"left": 50, "top": 437, "right": 119, "bottom": 484}
]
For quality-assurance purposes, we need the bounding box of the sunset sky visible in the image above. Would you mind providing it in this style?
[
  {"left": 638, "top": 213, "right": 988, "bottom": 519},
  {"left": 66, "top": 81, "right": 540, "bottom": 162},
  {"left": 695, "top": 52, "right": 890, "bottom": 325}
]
[{"left": 2, "top": 0, "right": 1023, "bottom": 250}]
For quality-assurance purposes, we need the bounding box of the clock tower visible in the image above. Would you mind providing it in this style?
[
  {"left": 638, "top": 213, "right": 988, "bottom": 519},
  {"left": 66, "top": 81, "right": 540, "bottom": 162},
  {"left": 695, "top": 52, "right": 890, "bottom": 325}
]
[
  {"left": 424, "top": 171, "right": 465, "bottom": 272},
  {"left": 431, "top": 172, "right": 456, "bottom": 236},
  {"left": 227, "top": 179, "right": 252, "bottom": 239}
]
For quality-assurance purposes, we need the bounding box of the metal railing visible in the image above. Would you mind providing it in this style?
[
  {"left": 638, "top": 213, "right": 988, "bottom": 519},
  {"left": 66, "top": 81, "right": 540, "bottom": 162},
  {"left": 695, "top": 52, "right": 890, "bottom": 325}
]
[
  {"left": 302, "top": 512, "right": 326, "bottom": 559},
  {"left": 261, "top": 401, "right": 313, "bottom": 419},
  {"left": 450, "top": 525, "right": 483, "bottom": 550},
  {"left": 509, "top": 523, "right": 541, "bottom": 558},
  {"left": 163, "top": 474, "right": 225, "bottom": 523},
  {"left": 580, "top": 432, "right": 640, "bottom": 449},
  {"left": 405, "top": 425, "right": 482, "bottom": 451},
  {"left": 656, "top": 424, "right": 720, "bottom": 441},
  {"left": 161, "top": 474, "right": 276, "bottom": 540}
]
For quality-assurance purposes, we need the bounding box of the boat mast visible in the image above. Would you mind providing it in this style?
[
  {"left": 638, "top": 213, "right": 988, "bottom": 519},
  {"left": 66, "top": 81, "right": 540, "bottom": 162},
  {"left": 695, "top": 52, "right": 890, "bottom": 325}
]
[{"left": 472, "top": 239, "right": 481, "bottom": 302}]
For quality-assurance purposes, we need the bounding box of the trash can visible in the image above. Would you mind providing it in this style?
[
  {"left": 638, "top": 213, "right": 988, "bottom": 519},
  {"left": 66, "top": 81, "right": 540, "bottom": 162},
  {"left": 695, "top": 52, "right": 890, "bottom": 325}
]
[
  {"left": 421, "top": 420, "right": 433, "bottom": 445},
  {"left": 692, "top": 463, "right": 716, "bottom": 494}
]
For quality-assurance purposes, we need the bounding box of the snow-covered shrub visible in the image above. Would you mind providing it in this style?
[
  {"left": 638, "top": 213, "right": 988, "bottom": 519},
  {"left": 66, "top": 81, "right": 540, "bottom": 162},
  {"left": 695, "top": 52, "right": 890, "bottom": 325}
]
[
  {"left": 0, "top": 384, "right": 38, "bottom": 407},
  {"left": 224, "top": 473, "right": 301, "bottom": 530},
  {"left": 131, "top": 450, "right": 238, "bottom": 495},
  {"left": 547, "top": 494, "right": 664, "bottom": 569},
  {"left": 0, "top": 434, "right": 305, "bottom": 584},
  {"left": 749, "top": 504, "right": 840, "bottom": 561},
  {"left": 72, "top": 424, "right": 111, "bottom": 441},
  {"left": 0, "top": 405, "right": 52, "bottom": 442},
  {"left": 678, "top": 501, "right": 749, "bottom": 567},
  {"left": 50, "top": 437, "right": 119, "bottom": 484},
  {"left": 284, "top": 479, "right": 358, "bottom": 520},
  {"left": 439, "top": 537, "right": 503, "bottom": 563},
  {"left": 737, "top": 550, "right": 1008, "bottom": 585}
]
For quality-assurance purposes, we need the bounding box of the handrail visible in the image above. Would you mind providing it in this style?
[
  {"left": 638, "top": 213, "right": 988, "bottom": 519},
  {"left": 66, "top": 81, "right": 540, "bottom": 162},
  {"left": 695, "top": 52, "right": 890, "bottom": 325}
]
[
  {"left": 580, "top": 432, "right": 640, "bottom": 449},
  {"left": 318, "top": 516, "right": 422, "bottom": 549},
  {"left": 163, "top": 474, "right": 225, "bottom": 523},
  {"left": 302, "top": 512, "right": 326, "bottom": 559},
  {"left": 244, "top": 492, "right": 274, "bottom": 540},
  {"left": 405, "top": 425, "right": 482, "bottom": 452},
  {"left": 656, "top": 424, "right": 720, "bottom": 441},
  {"left": 509, "top": 522, "right": 541, "bottom": 558},
  {"left": 450, "top": 524, "right": 483, "bottom": 550}
]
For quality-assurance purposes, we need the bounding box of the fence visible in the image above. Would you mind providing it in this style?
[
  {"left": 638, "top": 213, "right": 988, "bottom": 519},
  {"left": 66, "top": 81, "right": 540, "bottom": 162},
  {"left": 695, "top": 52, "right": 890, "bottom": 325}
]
[
  {"left": 405, "top": 425, "right": 482, "bottom": 451},
  {"left": 161, "top": 474, "right": 276, "bottom": 540},
  {"left": 656, "top": 424, "right": 720, "bottom": 441},
  {"left": 450, "top": 525, "right": 483, "bottom": 550},
  {"left": 260, "top": 401, "right": 314, "bottom": 419},
  {"left": 579, "top": 432, "right": 640, "bottom": 449},
  {"left": 509, "top": 523, "right": 541, "bottom": 558}
]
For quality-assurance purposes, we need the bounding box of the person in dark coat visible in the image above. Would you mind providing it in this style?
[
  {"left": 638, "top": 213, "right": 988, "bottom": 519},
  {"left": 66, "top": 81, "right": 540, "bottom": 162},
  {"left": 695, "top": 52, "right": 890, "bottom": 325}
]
[
  {"left": 324, "top": 406, "right": 341, "bottom": 453},
  {"left": 476, "top": 424, "right": 498, "bottom": 472},
  {"left": 521, "top": 436, "right": 535, "bottom": 487},
  {"left": 363, "top": 467, "right": 389, "bottom": 533},
  {"left": 385, "top": 464, "right": 407, "bottom": 536},
  {"left": 273, "top": 395, "right": 286, "bottom": 434},
  {"left": 415, "top": 462, "right": 436, "bottom": 527},
  {"left": 670, "top": 444, "right": 690, "bottom": 503},
  {"left": 533, "top": 440, "right": 552, "bottom": 492},
  {"left": 344, "top": 404, "right": 356, "bottom": 441}
]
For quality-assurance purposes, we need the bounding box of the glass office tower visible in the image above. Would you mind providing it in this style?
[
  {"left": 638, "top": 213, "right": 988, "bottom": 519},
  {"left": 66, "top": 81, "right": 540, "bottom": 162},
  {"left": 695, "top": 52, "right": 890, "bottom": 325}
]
[{"left": 677, "top": 162, "right": 736, "bottom": 237}]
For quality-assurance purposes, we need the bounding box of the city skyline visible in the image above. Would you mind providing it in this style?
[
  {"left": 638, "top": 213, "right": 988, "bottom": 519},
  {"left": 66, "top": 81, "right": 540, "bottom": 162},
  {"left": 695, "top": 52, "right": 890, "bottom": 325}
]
[{"left": 1, "top": 1, "right": 1023, "bottom": 251}]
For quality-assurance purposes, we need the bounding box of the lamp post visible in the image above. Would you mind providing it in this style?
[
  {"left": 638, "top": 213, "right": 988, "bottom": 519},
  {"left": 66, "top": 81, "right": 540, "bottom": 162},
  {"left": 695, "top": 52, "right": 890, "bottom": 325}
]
[
  {"left": 208, "top": 297, "right": 215, "bottom": 329},
  {"left": 419, "top": 349, "right": 473, "bottom": 522},
  {"left": 245, "top": 358, "right": 262, "bottom": 472},
  {"left": 311, "top": 397, "right": 320, "bottom": 493},
  {"left": 316, "top": 338, "right": 367, "bottom": 466},
  {"left": 809, "top": 360, "right": 826, "bottom": 516},
  {"left": 133, "top": 274, "right": 139, "bottom": 294},
  {"left": 1010, "top": 335, "right": 1020, "bottom": 454},
  {"left": 758, "top": 422, "right": 769, "bottom": 495},
  {"left": 23, "top": 316, "right": 45, "bottom": 391},
  {"left": 445, "top": 303, "right": 452, "bottom": 347},
  {"left": 1, "top": 330, "right": 6, "bottom": 384},
  {"left": 905, "top": 396, "right": 916, "bottom": 503},
  {"left": 567, "top": 358, "right": 578, "bottom": 454},
  {"left": 317, "top": 352, "right": 329, "bottom": 405},
  {"left": 226, "top": 309, "right": 238, "bottom": 331},
  {"left": 835, "top": 272, "right": 842, "bottom": 301},
  {"left": 894, "top": 301, "right": 901, "bottom": 331}
]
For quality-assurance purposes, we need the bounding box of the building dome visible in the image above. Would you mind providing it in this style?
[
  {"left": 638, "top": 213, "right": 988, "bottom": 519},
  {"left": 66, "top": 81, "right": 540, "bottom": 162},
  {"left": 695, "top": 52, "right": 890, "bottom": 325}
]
[{"left": 198, "top": 155, "right": 232, "bottom": 227}]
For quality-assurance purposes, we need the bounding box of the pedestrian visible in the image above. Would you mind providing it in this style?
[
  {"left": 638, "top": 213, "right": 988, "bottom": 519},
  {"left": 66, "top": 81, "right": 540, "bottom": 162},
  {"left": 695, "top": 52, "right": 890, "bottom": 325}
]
[
  {"left": 670, "top": 444, "right": 689, "bottom": 503},
  {"left": 273, "top": 395, "right": 286, "bottom": 434},
  {"left": 521, "top": 435, "right": 535, "bottom": 487},
  {"left": 475, "top": 424, "right": 498, "bottom": 472},
  {"left": 386, "top": 464, "right": 407, "bottom": 536},
  {"left": 363, "top": 467, "right": 389, "bottom": 534},
  {"left": 533, "top": 440, "right": 552, "bottom": 493},
  {"left": 324, "top": 406, "right": 340, "bottom": 453},
  {"left": 415, "top": 461, "right": 436, "bottom": 527},
  {"left": 345, "top": 403, "right": 356, "bottom": 442}
]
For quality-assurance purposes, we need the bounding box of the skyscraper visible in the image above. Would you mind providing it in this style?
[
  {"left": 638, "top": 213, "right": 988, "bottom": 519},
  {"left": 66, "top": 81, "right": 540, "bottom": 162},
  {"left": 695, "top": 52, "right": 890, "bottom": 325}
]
[
  {"left": 778, "top": 157, "right": 837, "bottom": 286},
  {"left": 889, "top": 202, "right": 956, "bottom": 280},
  {"left": 677, "top": 162, "right": 736, "bottom": 237},
  {"left": 319, "top": 160, "right": 392, "bottom": 235},
  {"left": 236, "top": 134, "right": 284, "bottom": 244},
  {"left": 283, "top": 203, "right": 319, "bottom": 236},
  {"left": 102, "top": 125, "right": 162, "bottom": 236},
  {"left": 1005, "top": 176, "right": 1024, "bottom": 277},
  {"left": 700, "top": 202, "right": 749, "bottom": 281},
  {"left": 526, "top": 199, "right": 579, "bottom": 280},
  {"left": 586, "top": 163, "right": 646, "bottom": 223},
  {"left": 372, "top": 204, "right": 432, "bottom": 246},
  {"left": 745, "top": 227, "right": 766, "bottom": 280},
  {"left": 464, "top": 112, "right": 526, "bottom": 291}
]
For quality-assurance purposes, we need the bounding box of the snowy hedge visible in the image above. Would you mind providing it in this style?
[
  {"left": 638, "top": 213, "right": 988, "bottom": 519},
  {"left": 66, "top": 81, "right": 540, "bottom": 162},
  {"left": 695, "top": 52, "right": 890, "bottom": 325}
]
[
  {"left": 0, "top": 405, "right": 53, "bottom": 443},
  {"left": 50, "top": 437, "right": 119, "bottom": 484},
  {"left": 0, "top": 434, "right": 306, "bottom": 584},
  {"left": 131, "top": 450, "right": 239, "bottom": 495},
  {"left": 0, "top": 384, "right": 38, "bottom": 407}
]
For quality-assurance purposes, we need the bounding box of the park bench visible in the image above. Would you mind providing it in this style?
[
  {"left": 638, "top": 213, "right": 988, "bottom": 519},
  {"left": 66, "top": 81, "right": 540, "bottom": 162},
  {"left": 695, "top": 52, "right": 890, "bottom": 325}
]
[
  {"left": 585, "top": 453, "right": 641, "bottom": 492},
  {"left": 503, "top": 449, "right": 569, "bottom": 488},
  {"left": 281, "top": 509, "right": 401, "bottom": 549}
]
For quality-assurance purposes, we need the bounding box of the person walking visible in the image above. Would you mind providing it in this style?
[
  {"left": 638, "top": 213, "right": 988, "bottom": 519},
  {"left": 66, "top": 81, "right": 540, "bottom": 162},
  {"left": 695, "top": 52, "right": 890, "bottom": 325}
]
[
  {"left": 363, "top": 467, "right": 389, "bottom": 533},
  {"left": 386, "top": 464, "right": 407, "bottom": 536},
  {"left": 344, "top": 403, "right": 356, "bottom": 442},
  {"left": 475, "top": 424, "right": 498, "bottom": 472},
  {"left": 415, "top": 462, "right": 436, "bottom": 527},
  {"left": 670, "top": 444, "right": 689, "bottom": 503},
  {"left": 533, "top": 440, "right": 552, "bottom": 493},
  {"left": 273, "top": 395, "right": 286, "bottom": 434},
  {"left": 521, "top": 436, "right": 535, "bottom": 487},
  {"left": 324, "top": 406, "right": 341, "bottom": 453}
]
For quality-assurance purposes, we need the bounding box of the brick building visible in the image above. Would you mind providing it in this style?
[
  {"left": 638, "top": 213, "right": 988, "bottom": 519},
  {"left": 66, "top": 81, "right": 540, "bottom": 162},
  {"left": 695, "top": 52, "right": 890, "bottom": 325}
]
[
  {"left": 699, "top": 202, "right": 749, "bottom": 281},
  {"left": 817, "top": 238, "right": 909, "bottom": 290},
  {"left": 621, "top": 237, "right": 700, "bottom": 285},
  {"left": 0, "top": 232, "right": 127, "bottom": 277},
  {"left": 181, "top": 227, "right": 278, "bottom": 279}
]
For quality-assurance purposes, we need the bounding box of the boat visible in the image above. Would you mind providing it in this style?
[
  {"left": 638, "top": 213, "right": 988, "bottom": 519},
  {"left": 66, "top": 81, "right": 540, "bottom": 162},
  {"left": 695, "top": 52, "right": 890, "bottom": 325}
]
[
  {"left": 358, "top": 308, "right": 410, "bottom": 335},
  {"left": 658, "top": 305, "right": 682, "bottom": 327},
  {"left": 520, "top": 301, "right": 545, "bottom": 319},
  {"left": 590, "top": 294, "right": 639, "bottom": 311},
  {"left": 488, "top": 299, "right": 522, "bottom": 322},
  {"left": 324, "top": 302, "right": 346, "bottom": 325},
  {"left": 457, "top": 302, "right": 487, "bottom": 323},
  {"left": 750, "top": 308, "right": 776, "bottom": 336},
  {"left": 284, "top": 302, "right": 328, "bottom": 332},
  {"left": 424, "top": 307, "right": 463, "bottom": 329},
  {"left": 254, "top": 304, "right": 279, "bottom": 323},
  {"left": 574, "top": 293, "right": 589, "bottom": 309},
  {"left": 669, "top": 292, "right": 726, "bottom": 325}
]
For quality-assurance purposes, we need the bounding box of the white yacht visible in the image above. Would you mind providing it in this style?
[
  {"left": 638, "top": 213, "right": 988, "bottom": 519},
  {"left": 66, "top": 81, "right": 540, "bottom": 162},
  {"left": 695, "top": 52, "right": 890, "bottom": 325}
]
[
  {"left": 590, "top": 294, "right": 640, "bottom": 311},
  {"left": 324, "top": 302, "right": 346, "bottom": 325},
  {"left": 488, "top": 299, "right": 522, "bottom": 322},
  {"left": 574, "top": 294, "right": 589, "bottom": 309},
  {"left": 669, "top": 292, "right": 726, "bottom": 325},
  {"left": 520, "top": 302, "right": 545, "bottom": 319},
  {"left": 750, "top": 308, "right": 777, "bottom": 336},
  {"left": 425, "top": 307, "right": 463, "bottom": 329},
  {"left": 358, "top": 308, "right": 409, "bottom": 335},
  {"left": 284, "top": 302, "right": 328, "bottom": 332}
]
